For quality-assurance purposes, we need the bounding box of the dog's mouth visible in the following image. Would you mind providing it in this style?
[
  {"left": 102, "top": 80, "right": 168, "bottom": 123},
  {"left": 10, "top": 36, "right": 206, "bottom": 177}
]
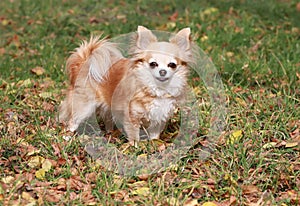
[{"left": 156, "top": 77, "right": 169, "bottom": 82}]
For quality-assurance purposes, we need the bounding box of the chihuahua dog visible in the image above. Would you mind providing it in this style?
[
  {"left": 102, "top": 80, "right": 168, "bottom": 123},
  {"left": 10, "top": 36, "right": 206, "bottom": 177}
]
[{"left": 59, "top": 26, "right": 194, "bottom": 145}]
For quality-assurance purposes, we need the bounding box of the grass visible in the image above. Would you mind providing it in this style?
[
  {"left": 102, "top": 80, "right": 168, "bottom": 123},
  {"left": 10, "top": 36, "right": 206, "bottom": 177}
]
[{"left": 0, "top": 0, "right": 299, "bottom": 205}]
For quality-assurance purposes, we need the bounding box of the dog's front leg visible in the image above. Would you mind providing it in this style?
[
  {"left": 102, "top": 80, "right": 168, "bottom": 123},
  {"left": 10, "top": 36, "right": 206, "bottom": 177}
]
[
  {"left": 123, "top": 120, "right": 140, "bottom": 146},
  {"left": 147, "top": 122, "right": 166, "bottom": 140}
]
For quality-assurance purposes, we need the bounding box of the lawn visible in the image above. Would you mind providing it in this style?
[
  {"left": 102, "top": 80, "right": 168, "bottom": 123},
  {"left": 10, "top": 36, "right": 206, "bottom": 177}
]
[{"left": 0, "top": 0, "right": 299, "bottom": 205}]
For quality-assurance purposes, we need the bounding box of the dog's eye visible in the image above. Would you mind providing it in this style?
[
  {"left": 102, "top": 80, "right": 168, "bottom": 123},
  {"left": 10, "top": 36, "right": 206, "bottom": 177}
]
[
  {"left": 149, "top": 62, "right": 158, "bottom": 68},
  {"left": 168, "top": 62, "right": 177, "bottom": 69}
]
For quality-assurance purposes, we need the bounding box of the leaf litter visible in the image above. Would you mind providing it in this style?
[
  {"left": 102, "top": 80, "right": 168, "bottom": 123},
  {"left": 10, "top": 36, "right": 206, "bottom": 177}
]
[{"left": 1, "top": 1, "right": 300, "bottom": 205}]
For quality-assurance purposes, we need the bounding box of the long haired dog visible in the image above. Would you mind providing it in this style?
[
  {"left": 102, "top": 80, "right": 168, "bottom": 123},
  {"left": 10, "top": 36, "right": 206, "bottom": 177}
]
[{"left": 59, "top": 26, "right": 194, "bottom": 145}]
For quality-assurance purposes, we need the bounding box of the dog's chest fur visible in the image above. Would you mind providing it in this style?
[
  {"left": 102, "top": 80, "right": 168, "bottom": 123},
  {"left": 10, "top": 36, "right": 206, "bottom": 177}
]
[
  {"left": 129, "top": 88, "right": 177, "bottom": 127},
  {"left": 148, "top": 97, "right": 176, "bottom": 124}
]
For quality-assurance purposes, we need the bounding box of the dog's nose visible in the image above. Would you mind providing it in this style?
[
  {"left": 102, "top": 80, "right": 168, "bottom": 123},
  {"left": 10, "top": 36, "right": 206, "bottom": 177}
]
[{"left": 159, "top": 69, "right": 167, "bottom": 76}]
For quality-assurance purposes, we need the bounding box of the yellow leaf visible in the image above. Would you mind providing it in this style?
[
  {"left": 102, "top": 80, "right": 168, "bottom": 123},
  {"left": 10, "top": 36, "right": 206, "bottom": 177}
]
[
  {"left": 168, "top": 197, "right": 179, "bottom": 206},
  {"left": 262, "top": 142, "right": 277, "bottom": 149},
  {"left": 193, "top": 87, "right": 202, "bottom": 96},
  {"left": 28, "top": 156, "right": 45, "bottom": 168},
  {"left": 18, "top": 78, "right": 32, "bottom": 87},
  {"left": 131, "top": 187, "right": 149, "bottom": 196},
  {"left": 35, "top": 168, "right": 46, "bottom": 180},
  {"left": 226, "top": 51, "right": 234, "bottom": 58},
  {"left": 235, "top": 97, "right": 247, "bottom": 107},
  {"left": 42, "top": 159, "right": 52, "bottom": 172},
  {"left": 21, "top": 191, "right": 35, "bottom": 202},
  {"left": 200, "top": 35, "right": 208, "bottom": 42},
  {"left": 2, "top": 176, "right": 15, "bottom": 184},
  {"left": 39, "top": 92, "right": 52, "bottom": 99},
  {"left": 129, "top": 180, "right": 147, "bottom": 187},
  {"left": 285, "top": 142, "right": 298, "bottom": 148},
  {"left": 2, "top": 19, "right": 9, "bottom": 26},
  {"left": 202, "top": 202, "right": 217, "bottom": 206},
  {"left": 137, "top": 153, "right": 147, "bottom": 161},
  {"left": 202, "top": 7, "right": 219, "bottom": 16},
  {"left": 227, "top": 130, "right": 243, "bottom": 145},
  {"left": 26, "top": 148, "right": 41, "bottom": 156},
  {"left": 31, "top": 66, "right": 45, "bottom": 76}
]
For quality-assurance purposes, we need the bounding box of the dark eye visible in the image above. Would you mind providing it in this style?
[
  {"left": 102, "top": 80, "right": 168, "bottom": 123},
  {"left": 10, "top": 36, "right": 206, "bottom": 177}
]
[
  {"left": 168, "top": 62, "right": 177, "bottom": 69},
  {"left": 149, "top": 62, "right": 158, "bottom": 68}
]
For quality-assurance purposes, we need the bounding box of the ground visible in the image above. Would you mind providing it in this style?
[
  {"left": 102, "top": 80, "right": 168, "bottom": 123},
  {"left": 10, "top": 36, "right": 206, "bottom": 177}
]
[{"left": 0, "top": 0, "right": 299, "bottom": 205}]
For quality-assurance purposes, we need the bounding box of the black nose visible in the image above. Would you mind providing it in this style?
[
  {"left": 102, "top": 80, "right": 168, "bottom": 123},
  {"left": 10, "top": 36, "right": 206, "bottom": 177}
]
[{"left": 159, "top": 69, "right": 167, "bottom": 76}]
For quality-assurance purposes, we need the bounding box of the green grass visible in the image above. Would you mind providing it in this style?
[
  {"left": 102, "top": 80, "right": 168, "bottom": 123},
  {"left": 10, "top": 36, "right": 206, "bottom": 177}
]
[{"left": 1, "top": 0, "right": 300, "bottom": 205}]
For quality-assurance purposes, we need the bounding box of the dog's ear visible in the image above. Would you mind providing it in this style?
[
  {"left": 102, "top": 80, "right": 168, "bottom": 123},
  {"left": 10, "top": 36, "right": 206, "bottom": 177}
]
[
  {"left": 170, "top": 28, "right": 191, "bottom": 51},
  {"left": 136, "top": 26, "right": 157, "bottom": 50}
]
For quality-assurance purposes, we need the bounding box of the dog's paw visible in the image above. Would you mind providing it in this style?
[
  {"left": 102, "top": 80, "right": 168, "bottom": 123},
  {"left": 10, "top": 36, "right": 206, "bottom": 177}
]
[
  {"left": 68, "top": 121, "right": 79, "bottom": 132},
  {"left": 128, "top": 140, "right": 139, "bottom": 148}
]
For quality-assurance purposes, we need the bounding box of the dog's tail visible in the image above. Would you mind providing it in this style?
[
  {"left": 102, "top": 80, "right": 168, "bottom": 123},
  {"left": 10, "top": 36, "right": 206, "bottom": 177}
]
[{"left": 66, "top": 36, "right": 123, "bottom": 86}]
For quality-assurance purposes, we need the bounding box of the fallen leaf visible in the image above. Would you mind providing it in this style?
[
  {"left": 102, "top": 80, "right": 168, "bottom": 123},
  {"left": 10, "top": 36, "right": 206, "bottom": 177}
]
[
  {"left": 28, "top": 156, "right": 45, "bottom": 168},
  {"left": 200, "top": 35, "right": 208, "bottom": 42},
  {"left": 129, "top": 180, "right": 147, "bottom": 187},
  {"left": 31, "top": 66, "right": 45, "bottom": 76},
  {"left": 89, "top": 17, "right": 99, "bottom": 24},
  {"left": 35, "top": 168, "right": 46, "bottom": 180},
  {"left": 131, "top": 187, "right": 150, "bottom": 196},
  {"left": 226, "top": 51, "right": 234, "bottom": 58},
  {"left": 235, "top": 97, "right": 247, "bottom": 107},
  {"left": 262, "top": 142, "right": 277, "bottom": 149},
  {"left": 39, "top": 92, "right": 53, "bottom": 99},
  {"left": 26, "top": 147, "right": 41, "bottom": 156},
  {"left": 0, "top": 47, "right": 5, "bottom": 55},
  {"left": 297, "top": 2, "right": 300, "bottom": 12},
  {"left": 2, "top": 176, "right": 15, "bottom": 184},
  {"left": 285, "top": 142, "right": 298, "bottom": 148},
  {"left": 290, "top": 128, "right": 300, "bottom": 139},
  {"left": 21, "top": 191, "right": 35, "bottom": 202},
  {"left": 169, "top": 11, "right": 178, "bottom": 21},
  {"left": 201, "top": 7, "right": 219, "bottom": 16},
  {"left": 184, "top": 198, "right": 199, "bottom": 206},
  {"left": 44, "top": 190, "right": 63, "bottom": 203},
  {"left": 202, "top": 202, "right": 218, "bottom": 206},
  {"left": 167, "top": 197, "right": 179, "bottom": 206},
  {"left": 227, "top": 130, "right": 243, "bottom": 145},
  {"left": 42, "top": 159, "right": 52, "bottom": 172},
  {"left": 241, "top": 184, "right": 260, "bottom": 194}
]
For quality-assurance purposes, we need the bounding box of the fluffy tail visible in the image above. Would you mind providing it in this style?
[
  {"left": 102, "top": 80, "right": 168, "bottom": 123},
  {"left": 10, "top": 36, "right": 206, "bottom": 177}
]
[{"left": 66, "top": 36, "right": 123, "bottom": 86}]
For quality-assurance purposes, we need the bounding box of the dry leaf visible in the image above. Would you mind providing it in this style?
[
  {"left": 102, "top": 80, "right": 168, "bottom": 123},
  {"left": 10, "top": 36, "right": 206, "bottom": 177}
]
[
  {"left": 2, "top": 176, "right": 15, "bottom": 184},
  {"left": 39, "top": 92, "right": 52, "bottom": 99},
  {"left": 241, "top": 184, "right": 260, "bottom": 194},
  {"left": 42, "top": 159, "right": 52, "bottom": 172},
  {"left": 169, "top": 11, "right": 178, "bottom": 21},
  {"left": 131, "top": 187, "right": 150, "bottom": 196},
  {"left": 235, "top": 97, "right": 247, "bottom": 107},
  {"left": 297, "top": 2, "right": 300, "bottom": 12},
  {"left": 226, "top": 51, "right": 234, "bottom": 58},
  {"left": 21, "top": 191, "right": 35, "bottom": 202},
  {"left": 262, "top": 142, "right": 277, "bottom": 149},
  {"left": 184, "top": 198, "right": 199, "bottom": 206},
  {"left": 285, "top": 142, "right": 298, "bottom": 148},
  {"left": 28, "top": 156, "right": 45, "bottom": 168},
  {"left": 26, "top": 147, "right": 41, "bottom": 156},
  {"left": 31, "top": 66, "right": 45, "bottom": 76}
]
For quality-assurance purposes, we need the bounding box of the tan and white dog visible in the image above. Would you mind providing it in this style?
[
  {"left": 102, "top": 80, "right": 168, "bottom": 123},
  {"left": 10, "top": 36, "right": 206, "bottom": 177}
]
[{"left": 59, "top": 26, "right": 194, "bottom": 145}]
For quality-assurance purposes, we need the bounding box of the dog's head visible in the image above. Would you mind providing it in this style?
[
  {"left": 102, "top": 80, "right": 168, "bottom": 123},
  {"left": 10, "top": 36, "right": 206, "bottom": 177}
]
[{"left": 131, "top": 26, "right": 193, "bottom": 93}]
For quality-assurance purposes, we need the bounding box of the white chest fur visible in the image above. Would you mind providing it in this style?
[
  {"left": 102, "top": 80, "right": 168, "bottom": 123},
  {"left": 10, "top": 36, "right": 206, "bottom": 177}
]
[{"left": 148, "top": 98, "right": 176, "bottom": 124}]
